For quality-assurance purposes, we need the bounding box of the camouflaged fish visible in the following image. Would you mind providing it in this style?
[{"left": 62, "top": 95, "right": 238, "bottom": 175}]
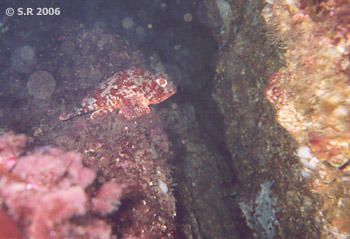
[{"left": 59, "top": 68, "right": 176, "bottom": 120}]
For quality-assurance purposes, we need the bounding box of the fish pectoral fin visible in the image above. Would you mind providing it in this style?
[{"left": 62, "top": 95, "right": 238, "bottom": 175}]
[
  {"left": 119, "top": 97, "right": 151, "bottom": 120},
  {"left": 90, "top": 109, "right": 109, "bottom": 119}
]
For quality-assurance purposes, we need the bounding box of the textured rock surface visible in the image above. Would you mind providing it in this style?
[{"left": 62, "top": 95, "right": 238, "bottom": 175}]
[
  {"left": 160, "top": 103, "right": 245, "bottom": 239},
  {"left": 202, "top": 0, "right": 320, "bottom": 238},
  {"left": 0, "top": 20, "right": 147, "bottom": 137},
  {"left": 0, "top": 110, "right": 176, "bottom": 238},
  {"left": 2, "top": 0, "right": 348, "bottom": 238},
  {"left": 0, "top": 12, "right": 177, "bottom": 239},
  {"left": 43, "top": 112, "right": 176, "bottom": 238},
  {"left": 262, "top": 1, "right": 350, "bottom": 238}
]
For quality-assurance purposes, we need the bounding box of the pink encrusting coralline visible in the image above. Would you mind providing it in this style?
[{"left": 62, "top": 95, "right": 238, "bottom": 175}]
[
  {"left": 0, "top": 132, "right": 123, "bottom": 239},
  {"left": 0, "top": 209, "right": 21, "bottom": 239},
  {"left": 92, "top": 180, "right": 124, "bottom": 215},
  {"left": 60, "top": 67, "right": 176, "bottom": 120},
  {"left": 0, "top": 132, "right": 26, "bottom": 172}
]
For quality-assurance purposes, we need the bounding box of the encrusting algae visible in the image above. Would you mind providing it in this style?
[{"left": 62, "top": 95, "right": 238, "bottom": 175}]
[{"left": 263, "top": 0, "right": 350, "bottom": 237}]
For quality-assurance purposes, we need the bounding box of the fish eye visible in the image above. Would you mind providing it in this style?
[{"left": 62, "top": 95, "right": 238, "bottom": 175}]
[{"left": 156, "top": 78, "right": 167, "bottom": 87}]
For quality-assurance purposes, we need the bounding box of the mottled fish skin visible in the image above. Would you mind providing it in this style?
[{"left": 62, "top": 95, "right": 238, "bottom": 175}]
[{"left": 60, "top": 67, "right": 176, "bottom": 120}]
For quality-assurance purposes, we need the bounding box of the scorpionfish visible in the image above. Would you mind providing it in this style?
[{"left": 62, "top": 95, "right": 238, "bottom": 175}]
[{"left": 60, "top": 67, "right": 176, "bottom": 120}]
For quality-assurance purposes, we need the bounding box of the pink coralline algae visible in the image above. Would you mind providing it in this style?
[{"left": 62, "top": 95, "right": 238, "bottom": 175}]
[
  {"left": 0, "top": 132, "right": 27, "bottom": 172},
  {"left": 92, "top": 180, "right": 124, "bottom": 215},
  {"left": 0, "top": 209, "right": 21, "bottom": 239},
  {"left": 0, "top": 132, "right": 123, "bottom": 239},
  {"left": 60, "top": 67, "right": 176, "bottom": 121}
]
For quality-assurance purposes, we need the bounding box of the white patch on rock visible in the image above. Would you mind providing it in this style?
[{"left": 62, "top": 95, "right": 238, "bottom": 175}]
[
  {"left": 158, "top": 179, "right": 168, "bottom": 194},
  {"left": 297, "top": 146, "right": 319, "bottom": 170}
]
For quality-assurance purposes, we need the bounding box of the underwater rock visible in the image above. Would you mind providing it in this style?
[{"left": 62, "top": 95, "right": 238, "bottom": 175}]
[
  {"left": 239, "top": 181, "right": 279, "bottom": 239},
  {"left": 56, "top": 22, "right": 146, "bottom": 93},
  {"left": 207, "top": 0, "right": 320, "bottom": 238},
  {"left": 27, "top": 71, "right": 56, "bottom": 100},
  {"left": 263, "top": 0, "right": 350, "bottom": 237},
  {"left": 45, "top": 112, "right": 176, "bottom": 238},
  {"left": 196, "top": 0, "right": 236, "bottom": 45},
  {"left": 11, "top": 45, "right": 37, "bottom": 74},
  {"left": 159, "top": 103, "right": 242, "bottom": 239}
]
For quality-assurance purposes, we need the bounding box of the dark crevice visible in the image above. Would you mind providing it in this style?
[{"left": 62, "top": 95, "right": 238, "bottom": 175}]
[{"left": 133, "top": 1, "right": 250, "bottom": 237}]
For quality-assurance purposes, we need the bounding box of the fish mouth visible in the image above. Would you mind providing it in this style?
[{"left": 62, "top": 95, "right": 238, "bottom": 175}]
[
  {"left": 166, "top": 88, "right": 176, "bottom": 98},
  {"left": 171, "top": 88, "right": 177, "bottom": 95},
  {"left": 167, "top": 81, "right": 177, "bottom": 95}
]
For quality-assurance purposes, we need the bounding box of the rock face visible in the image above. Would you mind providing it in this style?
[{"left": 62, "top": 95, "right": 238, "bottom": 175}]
[
  {"left": 0, "top": 13, "right": 177, "bottom": 239},
  {"left": 0, "top": 111, "right": 176, "bottom": 238},
  {"left": 198, "top": 0, "right": 320, "bottom": 238},
  {"left": 262, "top": 1, "right": 350, "bottom": 238},
  {"left": 159, "top": 103, "right": 243, "bottom": 239},
  {"left": 196, "top": 0, "right": 350, "bottom": 238},
  {"left": 43, "top": 112, "right": 176, "bottom": 238},
  {"left": 2, "top": 1, "right": 349, "bottom": 238}
]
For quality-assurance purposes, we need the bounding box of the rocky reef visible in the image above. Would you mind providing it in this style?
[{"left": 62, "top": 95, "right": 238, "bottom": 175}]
[
  {"left": 159, "top": 103, "right": 245, "bottom": 238},
  {"left": 197, "top": 0, "right": 350, "bottom": 238},
  {"left": 0, "top": 111, "right": 176, "bottom": 238},
  {"left": 199, "top": 0, "right": 320, "bottom": 238},
  {"left": 2, "top": 0, "right": 350, "bottom": 238},
  {"left": 0, "top": 7, "right": 177, "bottom": 238},
  {"left": 262, "top": 0, "right": 350, "bottom": 238},
  {"left": 45, "top": 113, "right": 176, "bottom": 238}
]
